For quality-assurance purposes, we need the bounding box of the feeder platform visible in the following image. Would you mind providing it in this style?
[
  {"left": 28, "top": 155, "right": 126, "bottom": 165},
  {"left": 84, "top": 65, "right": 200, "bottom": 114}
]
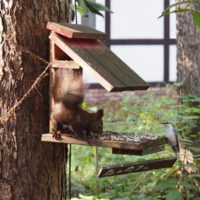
[{"left": 42, "top": 131, "right": 168, "bottom": 155}]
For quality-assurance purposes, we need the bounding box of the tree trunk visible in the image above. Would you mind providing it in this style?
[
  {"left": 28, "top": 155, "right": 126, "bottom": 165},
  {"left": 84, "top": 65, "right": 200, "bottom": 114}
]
[
  {"left": 176, "top": 1, "right": 200, "bottom": 95},
  {"left": 0, "top": 1, "right": 69, "bottom": 199}
]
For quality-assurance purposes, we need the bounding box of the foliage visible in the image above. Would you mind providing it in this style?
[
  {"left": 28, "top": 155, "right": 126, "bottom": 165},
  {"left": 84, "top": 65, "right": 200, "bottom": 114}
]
[
  {"left": 70, "top": 85, "right": 200, "bottom": 200},
  {"left": 159, "top": 0, "right": 200, "bottom": 28},
  {"left": 70, "top": 0, "right": 112, "bottom": 21}
]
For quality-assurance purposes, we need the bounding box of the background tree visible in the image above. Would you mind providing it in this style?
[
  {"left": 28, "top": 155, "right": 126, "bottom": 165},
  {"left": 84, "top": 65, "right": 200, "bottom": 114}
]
[
  {"left": 176, "top": 1, "right": 200, "bottom": 95},
  {"left": 160, "top": 0, "right": 200, "bottom": 94},
  {"left": 0, "top": 1, "right": 69, "bottom": 199}
]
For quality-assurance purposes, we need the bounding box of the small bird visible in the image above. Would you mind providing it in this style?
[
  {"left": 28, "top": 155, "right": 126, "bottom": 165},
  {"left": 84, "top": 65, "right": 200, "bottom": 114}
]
[{"left": 162, "top": 122, "right": 180, "bottom": 157}]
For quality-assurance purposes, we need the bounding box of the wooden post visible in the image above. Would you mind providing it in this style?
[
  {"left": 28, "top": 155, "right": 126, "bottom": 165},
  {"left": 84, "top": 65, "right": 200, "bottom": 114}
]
[
  {"left": 49, "top": 41, "right": 56, "bottom": 132},
  {"left": 49, "top": 40, "right": 81, "bottom": 132}
]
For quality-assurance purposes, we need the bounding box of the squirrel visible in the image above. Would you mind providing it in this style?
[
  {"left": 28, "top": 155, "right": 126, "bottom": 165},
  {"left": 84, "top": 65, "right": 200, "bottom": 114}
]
[{"left": 50, "top": 67, "right": 104, "bottom": 139}]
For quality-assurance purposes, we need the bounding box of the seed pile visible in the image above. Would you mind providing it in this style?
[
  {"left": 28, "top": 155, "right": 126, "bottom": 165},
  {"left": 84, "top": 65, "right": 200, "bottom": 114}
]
[{"left": 90, "top": 131, "right": 161, "bottom": 143}]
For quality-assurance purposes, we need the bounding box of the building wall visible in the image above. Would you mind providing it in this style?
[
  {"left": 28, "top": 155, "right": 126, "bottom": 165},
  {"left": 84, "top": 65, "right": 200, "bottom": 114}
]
[{"left": 84, "top": 87, "right": 177, "bottom": 105}]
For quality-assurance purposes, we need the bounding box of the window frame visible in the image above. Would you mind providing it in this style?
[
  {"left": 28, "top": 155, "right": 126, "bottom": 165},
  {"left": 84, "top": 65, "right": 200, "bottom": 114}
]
[{"left": 89, "top": 0, "right": 176, "bottom": 89}]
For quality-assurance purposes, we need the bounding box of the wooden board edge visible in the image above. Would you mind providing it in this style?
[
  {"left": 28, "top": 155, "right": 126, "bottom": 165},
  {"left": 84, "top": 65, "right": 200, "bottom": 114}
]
[
  {"left": 51, "top": 60, "right": 80, "bottom": 69},
  {"left": 110, "top": 85, "right": 150, "bottom": 92},
  {"left": 47, "top": 22, "right": 73, "bottom": 38},
  {"left": 71, "top": 32, "right": 107, "bottom": 40},
  {"left": 97, "top": 157, "right": 177, "bottom": 178},
  {"left": 142, "top": 137, "right": 168, "bottom": 148},
  {"left": 142, "top": 145, "right": 165, "bottom": 155},
  {"left": 41, "top": 134, "right": 144, "bottom": 150},
  {"left": 112, "top": 145, "right": 165, "bottom": 156},
  {"left": 47, "top": 22, "right": 106, "bottom": 40}
]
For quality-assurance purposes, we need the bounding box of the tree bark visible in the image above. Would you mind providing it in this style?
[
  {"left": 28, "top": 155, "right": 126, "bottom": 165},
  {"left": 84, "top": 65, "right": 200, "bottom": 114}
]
[
  {"left": 0, "top": 1, "right": 69, "bottom": 199},
  {"left": 176, "top": 1, "right": 200, "bottom": 95}
]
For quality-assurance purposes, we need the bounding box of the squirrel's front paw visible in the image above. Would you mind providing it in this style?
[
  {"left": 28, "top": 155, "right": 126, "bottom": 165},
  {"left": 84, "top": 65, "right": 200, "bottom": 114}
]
[{"left": 52, "top": 130, "right": 62, "bottom": 140}]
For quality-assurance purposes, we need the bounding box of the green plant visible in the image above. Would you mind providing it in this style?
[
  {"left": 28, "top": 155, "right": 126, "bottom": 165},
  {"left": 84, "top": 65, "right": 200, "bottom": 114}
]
[
  {"left": 70, "top": 86, "right": 200, "bottom": 199},
  {"left": 159, "top": 0, "right": 200, "bottom": 28},
  {"left": 70, "top": 0, "right": 112, "bottom": 21}
]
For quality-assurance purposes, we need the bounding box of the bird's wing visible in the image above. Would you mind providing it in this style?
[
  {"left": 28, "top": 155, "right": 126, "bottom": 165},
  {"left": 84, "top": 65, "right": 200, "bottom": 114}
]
[{"left": 174, "top": 129, "right": 180, "bottom": 153}]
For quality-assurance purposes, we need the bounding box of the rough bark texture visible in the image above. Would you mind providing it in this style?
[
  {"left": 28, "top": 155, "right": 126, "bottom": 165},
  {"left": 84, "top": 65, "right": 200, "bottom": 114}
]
[
  {"left": 0, "top": 1, "right": 69, "bottom": 199},
  {"left": 176, "top": 1, "right": 200, "bottom": 95}
]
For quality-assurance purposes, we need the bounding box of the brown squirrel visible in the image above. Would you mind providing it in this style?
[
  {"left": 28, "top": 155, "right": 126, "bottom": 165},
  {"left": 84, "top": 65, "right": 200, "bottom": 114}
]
[{"left": 50, "top": 68, "right": 104, "bottom": 139}]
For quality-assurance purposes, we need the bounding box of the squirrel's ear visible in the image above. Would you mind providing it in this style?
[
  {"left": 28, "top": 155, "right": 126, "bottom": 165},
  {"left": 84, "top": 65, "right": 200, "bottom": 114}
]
[{"left": 96, "top": 109, "right": 104, "bottom": 118}]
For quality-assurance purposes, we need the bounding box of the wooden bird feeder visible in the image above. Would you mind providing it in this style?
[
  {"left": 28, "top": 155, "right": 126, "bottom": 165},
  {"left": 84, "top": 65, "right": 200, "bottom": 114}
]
[{"left": 41, "top": 22, "right": 177, "bottom": 177}]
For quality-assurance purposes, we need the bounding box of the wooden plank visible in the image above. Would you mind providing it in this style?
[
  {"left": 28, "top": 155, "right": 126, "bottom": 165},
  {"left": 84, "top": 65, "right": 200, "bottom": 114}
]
[
  {"left": 72, "top": 40, "right": 127, "bottom": 88},
  {"left": 98, "top": 45, "right": 150, "bottom": 89},
  {"left": 62, "top": 33, "right": 149, "bottom": 91},
  {"left": 82, "top": 43, "right": 130, "bottom": 87},
  {"left": 49, "top": 42, "right": 55, "bottom": 131},
  {"left": 67, "top": 40, "right": 126, "bottom": 89},
  {"left": 41, "top": 133, "right": 168, "bottom": 151},
  {"left": 141, "top": 145, "right": 165, "bottom": 154},
  {"left": 88, "top": 42, "right": 149, "bottom": 89},
  {"left": 49, "top": 32, "right": 149, "bottom": 92},
  {"left": 51, "top": 60, "right": 80, "bottom": 69},
  {"left": 42, "top": 134, "right": 144, "bottom": 150},
  {"left": 47, "top": 22, "right": 106, "bottom": 40},
  {"left": 112, "top": 145, "right": 165, "bottom": 156},
  {"left": 97, "top": 157, "right": 177, "bottom": 178}
]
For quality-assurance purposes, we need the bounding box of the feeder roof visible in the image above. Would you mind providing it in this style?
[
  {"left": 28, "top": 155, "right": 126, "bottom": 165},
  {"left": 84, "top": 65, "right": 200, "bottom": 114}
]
[{"left": 47, "top": 22, "right": 149, "bottom": 92}]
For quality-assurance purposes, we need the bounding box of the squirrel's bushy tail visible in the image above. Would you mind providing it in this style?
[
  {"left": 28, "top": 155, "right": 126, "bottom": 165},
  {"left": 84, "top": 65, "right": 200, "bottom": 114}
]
[{"left": 53, "top": 68, "right": 84, "bottom": 108}]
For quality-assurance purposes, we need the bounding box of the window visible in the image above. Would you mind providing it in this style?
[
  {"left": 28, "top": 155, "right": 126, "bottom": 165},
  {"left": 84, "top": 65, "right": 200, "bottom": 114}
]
[{"left": 81, "top": 0, "right": 177, "bottom": 86}]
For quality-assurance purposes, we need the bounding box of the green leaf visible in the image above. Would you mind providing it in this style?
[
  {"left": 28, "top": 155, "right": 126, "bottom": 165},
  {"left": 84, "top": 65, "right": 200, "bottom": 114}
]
[
  {"left": 182, "top": 163, "right": 199, "bottom": 169},
  {"left": 78, "top": 0, "right": 88, "bottom": 16},
  {"left": 71, "top": 0, "right": 112, "bottom": 17},
  {"left": 165, "top": 0, "right": 199, "bottom": 12},
  {"left": 84, "top": 0, "right": 104, "bottom": 16},
  {"left": 189, "top": 146, "right": 200, "bottom": 152},
  {"left": 190, "top": 174, "right": 200, "bottom": 178},
  {"left": 156, "top": 179, "right": 176, "bottom": 191},
  {"left": 166, "top": 189, "right": 182, "bottom": 200},
  {"left": 192, "top": 12, "right": 200, "bottom": 28},
  {"left": 82, "top": 102, "right": 89, "bottom": 109},
  {"left": 159, "top": 9, "right": 192, "bottom": 18},
  {"left": 86, "top": 1, "right": 112, "bottom": 12},
  {"left": 173, "top": 82, "right": 183, "bottom": 88},
  {"left": 170, "top": 8, "right": 192, "bottom": 14},
  {"left": 158, "top": 0, "right": 199, "bottom": 18},
  {"left": 77, "top": 6, "right": 88, "bottom": 16},
  {"left": 181, "top": 181, "right": 196, "bottom": 190}
]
